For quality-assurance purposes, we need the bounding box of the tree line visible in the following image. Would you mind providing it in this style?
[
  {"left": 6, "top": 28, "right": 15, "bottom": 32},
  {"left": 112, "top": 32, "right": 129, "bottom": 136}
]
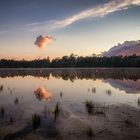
[{"left": 0, "top": 54, "right": 140, "bottom": 68}]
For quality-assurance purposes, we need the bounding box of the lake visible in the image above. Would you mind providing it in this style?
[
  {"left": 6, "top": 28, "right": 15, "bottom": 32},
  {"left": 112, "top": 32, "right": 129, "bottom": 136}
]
[{"left": 0, "top": 68, "right": 140, "bottom": 140}]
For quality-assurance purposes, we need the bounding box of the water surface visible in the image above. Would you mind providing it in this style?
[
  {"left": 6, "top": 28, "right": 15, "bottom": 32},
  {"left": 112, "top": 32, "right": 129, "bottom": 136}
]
[{"left": 0, "top": 68, "right": 140, "bottom": 139}]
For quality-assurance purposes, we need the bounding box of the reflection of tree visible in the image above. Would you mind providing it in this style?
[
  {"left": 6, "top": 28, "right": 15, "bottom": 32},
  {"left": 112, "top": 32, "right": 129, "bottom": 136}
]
[
  {"left": 51, "top": 69, "right": 140, "bottom": 82},
  {"left": 34, "top": 87, "right": 53, "bottom": 101},
  {"left": 0, "top": 69, "right": 140, "bottom": 82}
]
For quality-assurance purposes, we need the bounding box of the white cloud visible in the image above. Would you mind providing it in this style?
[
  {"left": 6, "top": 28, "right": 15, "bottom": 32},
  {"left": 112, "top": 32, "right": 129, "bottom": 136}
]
[
  {"left": 35, "top": 35, "right": 53, "bottom": 48},
  {"left": 27, "top": 0, "right": 140, "bottom": 31},
  {"left": 52, "top": 0, "right": 140, "bottom": 29}
]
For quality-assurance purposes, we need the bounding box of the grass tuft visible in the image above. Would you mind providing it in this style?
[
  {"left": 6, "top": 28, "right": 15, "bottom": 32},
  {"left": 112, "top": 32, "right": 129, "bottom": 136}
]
[
  {"left": 0, "top": 107, "right": 5, "bottom": 118},
  {"left": 85, "top": 101, "right": 96, "bottom": 115},
  {"left": 138, "top": 98, "right": 140, "bottom": 107},
  {"left": 86, "top": 127, "right": 94, "bottom": 137},
  {"left": 32, "top": 114, "right": 41, "bottom": 130},
  {"left": 106, "top": 89, "right": 112, "bottom": 96},
  {"left": 54, "top": 102, "right": 61, "bottom": 120}
]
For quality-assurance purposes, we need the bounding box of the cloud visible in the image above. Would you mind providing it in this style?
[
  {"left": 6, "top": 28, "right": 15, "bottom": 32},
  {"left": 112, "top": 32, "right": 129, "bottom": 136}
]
[
  {"left": 51, "top": 0, "right": 140, "bottom": 29},
  {"left": 35, "top": 35, "right": 53, "bottom": 48},
  {"left": 103, "top": 39, "right": 140, "bottom": 56},
  {"left": 27, "top": 0, "right": 140, "bottom": 32}
]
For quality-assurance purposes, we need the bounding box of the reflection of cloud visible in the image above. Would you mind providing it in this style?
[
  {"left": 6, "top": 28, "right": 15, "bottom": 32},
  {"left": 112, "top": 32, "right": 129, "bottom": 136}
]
[
  {"left": 27, "top": 0, "right": 140, "bottom": 31},
  {"left": 34, "top": 86, "right": 53, "bottom": 101},
  {"left": 104, "top": 79, "right": 140, "bottom": 94},
  {"left": 35, "top": 35, "right": 53, "bottom": 49}
]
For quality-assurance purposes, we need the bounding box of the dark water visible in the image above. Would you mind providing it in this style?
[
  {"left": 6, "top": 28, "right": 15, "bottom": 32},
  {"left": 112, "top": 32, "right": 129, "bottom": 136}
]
[{"left": 0, "top": 68, "right": 140, "bottom": 139}]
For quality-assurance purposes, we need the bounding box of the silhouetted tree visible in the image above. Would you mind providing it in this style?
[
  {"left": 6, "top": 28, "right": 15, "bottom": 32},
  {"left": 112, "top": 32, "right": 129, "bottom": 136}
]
[{"left": 0, "top": 54, "right": 140, "bottom": 68}]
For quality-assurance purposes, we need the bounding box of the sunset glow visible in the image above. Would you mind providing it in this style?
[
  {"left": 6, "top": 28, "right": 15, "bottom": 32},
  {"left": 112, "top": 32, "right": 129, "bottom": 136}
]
[{"left": 0, "top": 0, "right": 139, "bottom": 60}]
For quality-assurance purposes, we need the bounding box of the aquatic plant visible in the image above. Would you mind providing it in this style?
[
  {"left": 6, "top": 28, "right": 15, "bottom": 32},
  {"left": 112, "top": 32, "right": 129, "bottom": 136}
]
[
  {"left": 10, "top": 90, "right": 12, "bottom": 94},
  {"left": 106, "top": 89, "right": 112, "bottom": 96},
  {"left": 124, "top": 119, "right": 135, "bottom": 127},
  {"left": 60, "top": 92, "right": 63, "bottom": 98},
  {"left": 9, "top": 116, "right": 14, "bottom": 124},
  {"left": 85, "top": 101, "right": 96, "bottom": 115},
  {"left": 0, "top": 85, "right": 3, "bottom": 93},
  {"left": 14, "top": 98, "right": 19, "bottom": 105},
  {"left": 92, "top": 87, "right": 96, "bottom": 93},
  {"left": 54, "top": 102, "right": 61, "bottom": 120},
  {"left": 0, "top": 106, "right": 5, "bottom": 118},
  {"left": 138, "top": 98, "right": 140, "bottom": 107},
  {"left": 43, "top": 105, "right": 47, "bottom": 118},
  {"left": 32, "top": 114, "right": 41, "bottom": 130},
  {"left": 86, "top": 127, "right": 94, "bottom": 137}
]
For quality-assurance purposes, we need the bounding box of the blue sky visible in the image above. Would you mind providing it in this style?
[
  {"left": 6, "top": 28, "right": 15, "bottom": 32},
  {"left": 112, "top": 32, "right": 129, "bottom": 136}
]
[{"left": 0, "top": 0, "right": 140, "bottom": 60}]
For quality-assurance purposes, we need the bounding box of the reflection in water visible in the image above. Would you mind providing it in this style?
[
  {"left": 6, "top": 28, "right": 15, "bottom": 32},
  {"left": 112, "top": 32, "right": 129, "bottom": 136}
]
[
  {"left": 43, "top": 105, "right": 47, "bottom": 118},
  {"left": 60, "top": 92, "right": 63, "bottom": 99},
  {"left": 106, "top": 89, "right": 112, "bottom": 96},
  {"left": 34, "top": 86, "right": 53, "bottom": 101},
  {"left": 85, "top": 101, "right": 95, "bottom": 115},
  {"left": 92, "top": 87, "right": 96, "bottom": 93},
  {"left": 0, "top": 69, "right": 140, "bottom": 139},
  {"left": 32, "top": 114, "right": 41, "bottom": 131},
  {"left": 54, "top": 102, "right": 61, "bottom": 121},
  {"left": 0, "top": 85, "right": 3, "bottom": 93},
  {"left": 86, "top": 127, "right": 94, "bottom": 138},
  {"left": 138, "top": 98, "right": 140, "bottom": 107},
  {"left": 0, "top": 106, "right": 5, "bottom": 118},
  {"left": 10, "top": 116, "right": 14, "bottom": 124},
  {"left": 88, "top": 87, "right": 96, "bottom": 93},
  {"left": 104, "top": 79, "right": 140, "bottom": 93},
  {"left": 0, "top": 68, "right": 140, "bottom": 80},
  {"left": 14, "top": 98, "right": 19, "bottom": 105}
]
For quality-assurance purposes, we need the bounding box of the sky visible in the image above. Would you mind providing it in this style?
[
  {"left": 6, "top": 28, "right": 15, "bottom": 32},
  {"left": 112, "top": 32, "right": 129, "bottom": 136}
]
[{"left": 0, "top": 0, "right": 140, "bottom": 60}]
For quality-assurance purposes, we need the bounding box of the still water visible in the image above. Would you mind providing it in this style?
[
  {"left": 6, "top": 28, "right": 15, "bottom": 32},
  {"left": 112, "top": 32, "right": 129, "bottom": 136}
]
[
  {"left": 0, "top": 68, "right": 140, "bottom": 107},
  {"left": 0, "top": 68, "right": 140, "bottom": 139}
]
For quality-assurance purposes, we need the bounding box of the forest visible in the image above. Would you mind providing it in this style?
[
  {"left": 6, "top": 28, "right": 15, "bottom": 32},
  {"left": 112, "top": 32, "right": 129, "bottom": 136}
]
[{"left": 0, "top": 54, "right": 140, "bottom": 68}]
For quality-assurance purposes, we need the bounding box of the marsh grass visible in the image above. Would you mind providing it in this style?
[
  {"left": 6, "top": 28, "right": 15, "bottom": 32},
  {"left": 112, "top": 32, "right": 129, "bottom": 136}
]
[
  {"left": 92, "top": 88, "right": 96, "bottom": 93},
  {"left": 106, "top": 89, "right": 112, "bottom": 96},
  {"left": 9, "top": 116, "right": 14, "bottom": 124},
  {"left": 32, "top": 114, "right": 41, "bottom": 131},
  {"left": 14, "top": 98, "right": 19, "bottom": 105},
  {"left": 0, "top": 85, "right": 3, "bottom": 92},
  {"left": 86, "top": 127, "right": 95, "bottom": 138},
  {"left": 85, "top": 101, "right": 96, "bottom": 115},
  {"left": 54, "top": 102, "right": 61, "bottom": 120},
  {"left": 124, "top": 119, "right": 136, "bottom": 127},
  {"left": 138, "top": 98, "right": 140, "bottom": 107},
  {"left": 60, "top": 92, "right": 63, "bottom": 98},
  {"left": 0, "top": 106, "right": 5, "bottom": 118}
]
